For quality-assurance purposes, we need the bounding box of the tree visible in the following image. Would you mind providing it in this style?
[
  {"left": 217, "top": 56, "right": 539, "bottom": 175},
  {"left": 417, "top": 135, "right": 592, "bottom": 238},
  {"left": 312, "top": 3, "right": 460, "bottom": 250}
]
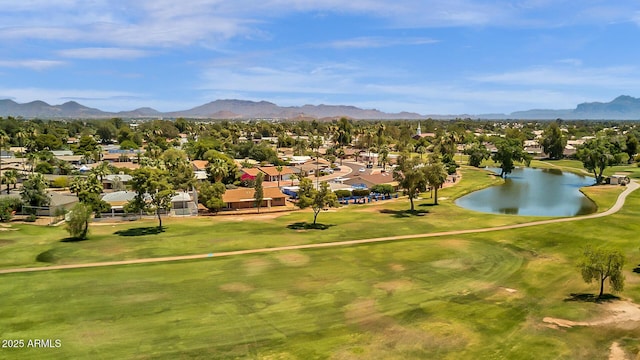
[
  {"left": 0, "top": 130, "right": 8, "bottom": 188},
  {"left": 576, "top": 137, "right": 621, "bottom": 184},
  {"left": 464, "top": 142, "right": 490, "bottom": 167},
  {"left": 492, "top": 138, "right": 532, "bottom": 177},
  {"left": 91, "top": 161, "right": 111, "bottom": 183},
  {"left": 424, "top": 158, "right": 448, "bottom": 205},
  {"left": 74, "top": 174, "right": 110, "bottom": 217},
  {"left": 20, "top": 173, "right": 50, "bottom": 215},
  {"left": 297, "top": 178, "right": 339, "bottom": 225},
  {"left": 625, "top": 133, "right": 638, "bottom": 163},
  {"left": 66, "top": 203, "right": 92, "bottom": 240},
  {"left": 0, "top": 197, "right": 21, "bottom": 222},
  {"left": 127, "top": 168, "right": 175, "bottom": 230},
  {"left": 541, "top": 122, "right": 567, "bottom": 160},
  {"left": 579, "top": 246, "right": 625, "bottom": 299},
  {"left": 198, "top": 181, "right": 226, "bottom": 213},
  {"left": 254, "top": 172, "right": 264, "bottom": 213},
  {"left": 1, "top": 169, "right": 18, "bottom": 194},
  {"left": 393, "top": 153, "right": 427, "bottom": 211},
  {"left": 275, "top": 165, "right": 283, "bottom": 187}
]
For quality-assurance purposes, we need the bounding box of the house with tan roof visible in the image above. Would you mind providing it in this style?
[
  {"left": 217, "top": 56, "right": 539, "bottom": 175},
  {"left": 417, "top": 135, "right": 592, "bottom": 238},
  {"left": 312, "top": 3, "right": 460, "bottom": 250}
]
[
  {"left": 191, "top": 160, "right": 208, "bottom": 172},
  {"left": 222, "top": 187, "right": 288, "bottom": 210},
  {"left": 343, "top": 171, "right": 399, "bottom": 191},
  {"left": 258, "top": 166, "right": 295, "bottom": 182}
]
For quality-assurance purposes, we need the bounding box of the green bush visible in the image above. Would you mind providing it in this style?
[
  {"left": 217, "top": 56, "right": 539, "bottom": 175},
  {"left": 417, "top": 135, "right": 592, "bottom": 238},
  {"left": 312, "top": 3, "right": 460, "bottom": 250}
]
[
  {"left": 370, "top": 184, "right": 394, "bottom": 195},
  {"left": 51, "top": 177, "right": 69, "bottom": 188},
  {"left": 334, "top": 189, "right": 352, "bottom": 198},
  {"left": 352, "top": 189, "right": 370, "bottom": 197},
  {"left": 0, "top": 197, "right": 22, "bottom": 222}
]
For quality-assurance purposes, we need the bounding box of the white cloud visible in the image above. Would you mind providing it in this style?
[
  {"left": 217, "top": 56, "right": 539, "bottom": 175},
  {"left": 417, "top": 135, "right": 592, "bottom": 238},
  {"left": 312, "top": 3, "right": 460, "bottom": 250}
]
[
  {"left": 57, "top": 47, "right": 151, "bottom": 59},
  {"left": 0, "top": 60, "right": 65, "bottom": 70},
  {"left": 471, "top": 65, "right": 640, "bottom": 88},
  {"left": 325, "top": 36, "right": 438, "bottom": 49},
  {"left": 3, "top": 1, "right": 637, "bottom": 50}
]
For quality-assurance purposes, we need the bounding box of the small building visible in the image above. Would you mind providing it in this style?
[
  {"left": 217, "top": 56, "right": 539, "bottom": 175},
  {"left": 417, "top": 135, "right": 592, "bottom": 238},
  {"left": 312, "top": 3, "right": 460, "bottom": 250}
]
[
  {"left": 608, "top": 174, "right": 630, "bottom": 185},
  {"left": 222, "top": 187, "right": 288, "bottom": 210},
  {"left": 102, "top": 174, "right": 132, "bottom": 190},
  {"left": 171, "top": 192, "right": 198, "bottom": 216},
  {"left": 102, "top": 191, "right": 137, "bottom": 212}
]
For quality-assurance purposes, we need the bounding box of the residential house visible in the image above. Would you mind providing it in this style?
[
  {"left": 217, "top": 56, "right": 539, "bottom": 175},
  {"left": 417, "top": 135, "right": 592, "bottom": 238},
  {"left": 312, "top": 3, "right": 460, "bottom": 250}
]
[
  {"left": 102, "top": 174, "right": 132, "bottom": 190},
  {"left": 343, "top": 171, "right": 399, "bottom": 191},
  {"left": 171, "top": 192, "right": 198, "bottom": 216},
  {"left": 258, "top": 166, "right": 294, "bottom": 183},
  {"left": 222, "top": 187, "right": 288, "bottom": 210},
  {"left": 101, "top": 191, "right": 137, "bottom": 212}
]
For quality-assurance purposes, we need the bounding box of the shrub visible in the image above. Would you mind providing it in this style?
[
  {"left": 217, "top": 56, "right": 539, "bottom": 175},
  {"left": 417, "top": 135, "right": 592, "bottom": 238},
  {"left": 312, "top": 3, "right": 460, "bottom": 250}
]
[
  {"left": 352, "top": 189, "right": 370, "bottom": 197},
  {"left": 370, "top": 184, "right": 394, "bottom": 195},
  {"left": 0, "top": 197, "right": 22, "bottom": 222},
  {"left": 334, "top": 189, "right": 352, "bottom": 198},
  {"left": 51, "top": 177, "right": 69, "bottom": 188}
]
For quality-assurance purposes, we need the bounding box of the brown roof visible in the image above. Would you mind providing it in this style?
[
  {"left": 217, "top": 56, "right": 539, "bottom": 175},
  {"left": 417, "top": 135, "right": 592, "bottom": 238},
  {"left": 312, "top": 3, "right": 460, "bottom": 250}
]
[
  {"left": 191, "top": 160, "right": 208, "bottom": 171},
  {"left": 344, "top": 171, "right": 398, "bottom": 187},
  {"left": 241, "top": 168, "right": 262, "bottom": 177},
  {"left": 222, "top": 187, "right": 287, "bottom": 203},
  {"left": 258, "top": 166, "right": 294, "bottom": 176}
]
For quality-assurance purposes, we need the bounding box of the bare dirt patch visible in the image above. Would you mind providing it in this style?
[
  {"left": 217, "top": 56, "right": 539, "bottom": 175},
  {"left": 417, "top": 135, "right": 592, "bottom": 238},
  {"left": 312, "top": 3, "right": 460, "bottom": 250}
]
[
  {"left": 243, "top": 258, "right": 272, "bottom": 276},
  {"left": 389, "top": 263, "right": 405, "bottom": 272},
  {"left": 274, "top": 252, "right": 310, "bottom": 267},
  {"left": 374, "top": 280, "right": 414, "bottom": 294},
  {"left": 543, "top": 300, "right": 640, "bottom": 329},
  {"left": 609, "top": 342, "right": 628, "bottom": 360},
  {"left": 220, "top": 282, "right": 254, "bottom": 293}
]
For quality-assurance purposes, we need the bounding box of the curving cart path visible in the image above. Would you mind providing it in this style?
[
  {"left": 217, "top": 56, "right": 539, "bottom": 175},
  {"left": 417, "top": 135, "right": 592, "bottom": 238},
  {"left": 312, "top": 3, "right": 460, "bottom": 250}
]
[{"left": 1, "top": 181, "right": 638, "bottom": 275}]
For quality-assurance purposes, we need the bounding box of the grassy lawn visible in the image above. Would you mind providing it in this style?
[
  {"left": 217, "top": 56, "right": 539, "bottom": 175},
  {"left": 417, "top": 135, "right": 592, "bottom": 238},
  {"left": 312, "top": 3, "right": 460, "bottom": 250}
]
[
  {"left": 1, "top": 166, "right": 640, "bottom": 358},
  {"left": 0, "top": 166, "right": 551, "bottom": 270}
]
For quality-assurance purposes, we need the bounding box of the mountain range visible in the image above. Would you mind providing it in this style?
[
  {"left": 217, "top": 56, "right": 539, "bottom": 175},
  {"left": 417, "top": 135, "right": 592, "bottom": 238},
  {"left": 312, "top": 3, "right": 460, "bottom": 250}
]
[{"left": 2, "top": 96, "right": 640, "bottom": 120}]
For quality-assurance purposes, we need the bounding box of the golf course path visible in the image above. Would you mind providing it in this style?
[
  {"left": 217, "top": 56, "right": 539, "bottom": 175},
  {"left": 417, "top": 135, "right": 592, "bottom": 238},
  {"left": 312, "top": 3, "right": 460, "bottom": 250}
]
[{"left": 1, "top": 181, "right": 638, "bottom": 275}]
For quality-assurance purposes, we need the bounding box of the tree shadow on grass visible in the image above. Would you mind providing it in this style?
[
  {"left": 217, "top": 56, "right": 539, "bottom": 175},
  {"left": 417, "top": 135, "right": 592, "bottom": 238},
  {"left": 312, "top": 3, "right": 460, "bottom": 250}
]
[
  {"left": 287, "top": 222, "right": 335, "bottom": 230},
  {"left": 379, "top": 209, "right": 429, "bottom": 218},
  {"left": 564, "top": 293, "right": 620, "bottom": 303},
  {"left": 115, "top": 226, "right": 164, "bottom": 237},
  {"left": 633, "top": 264, "right": 640, "bottom": 273},
  {"left": 418, "top": 203, "right": 437, "bottom": 207},
  {"left": 61, "top": 237, "right": 88, "bottom": 243}
]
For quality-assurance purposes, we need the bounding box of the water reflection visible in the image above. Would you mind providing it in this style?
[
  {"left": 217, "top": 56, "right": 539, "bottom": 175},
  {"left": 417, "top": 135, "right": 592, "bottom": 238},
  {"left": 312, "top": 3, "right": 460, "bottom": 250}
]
[{"left": 456, "top": 167, "right": 596, "bottom": 217}]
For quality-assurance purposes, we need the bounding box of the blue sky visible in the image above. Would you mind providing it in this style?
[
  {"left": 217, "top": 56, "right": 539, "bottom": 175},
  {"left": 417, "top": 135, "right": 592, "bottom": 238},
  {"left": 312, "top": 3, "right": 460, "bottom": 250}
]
[{"left": 1, "top": 1, "right": 640, "bottom": 115}]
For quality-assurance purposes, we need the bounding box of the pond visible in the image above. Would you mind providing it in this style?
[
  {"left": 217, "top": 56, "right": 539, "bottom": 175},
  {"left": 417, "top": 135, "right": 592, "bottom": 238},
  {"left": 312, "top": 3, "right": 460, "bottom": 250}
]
[{"left": 455, "top": 167, "right": 597, "bottom": 216}]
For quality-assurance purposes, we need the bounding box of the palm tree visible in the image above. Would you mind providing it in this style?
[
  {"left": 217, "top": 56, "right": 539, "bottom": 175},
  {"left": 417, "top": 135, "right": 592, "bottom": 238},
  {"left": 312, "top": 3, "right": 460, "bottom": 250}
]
[
  {"left": 416, "top": 145, "right": 427, "bottom": 160},
  {"left": 2, "top": 170, "right": 18, "bottom": 194},
  {"left": 275, "top": 165, "right": 283, "bottom": 187},
  {"left": 207, "top": 158, "right": 228, "bottom": 183},
  {"left": 0, "top": 130, "right": 8, "bottom": 187},
  {"left": 91, "top": 161, "right": 111, "bottom": 183},
  {"left": 336, "top": 147, "right": 346, "bottom": 166},
  {"left": 379, "top": 145, "right": 390, "bottom": 171}
]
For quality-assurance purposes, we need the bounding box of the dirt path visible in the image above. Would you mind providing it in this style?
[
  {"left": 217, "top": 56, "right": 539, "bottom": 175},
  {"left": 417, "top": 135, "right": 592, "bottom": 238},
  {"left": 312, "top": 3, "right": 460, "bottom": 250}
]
[{"left": 0, "top": 181, "right": 637, "bottom": 275}]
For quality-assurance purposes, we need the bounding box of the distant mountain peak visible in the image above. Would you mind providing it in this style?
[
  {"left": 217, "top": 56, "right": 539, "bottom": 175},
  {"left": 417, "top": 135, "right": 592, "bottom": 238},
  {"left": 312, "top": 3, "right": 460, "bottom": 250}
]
[{"left": 0, "top": 95, "right": 639, "bottom": 120}]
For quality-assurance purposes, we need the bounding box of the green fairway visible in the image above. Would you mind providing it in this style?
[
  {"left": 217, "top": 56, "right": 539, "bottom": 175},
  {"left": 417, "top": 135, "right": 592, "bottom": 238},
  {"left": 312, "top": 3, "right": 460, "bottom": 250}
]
[
  {"left": 1, "top": 166, "right": 640, "bottom": 358},
  {"left": 1, "top": 166, "right": 553, "bottom": 270}
]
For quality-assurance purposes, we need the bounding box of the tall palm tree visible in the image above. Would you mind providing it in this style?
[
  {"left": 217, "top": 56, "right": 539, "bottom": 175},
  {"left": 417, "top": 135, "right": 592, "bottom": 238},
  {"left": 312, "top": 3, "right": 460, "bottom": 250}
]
[
  {"left": 0, "top": 130, "right": 8, "bottom": 187},
  {"left": 2, "top": 170, "right": 18, "bottom": 194},
  {"left": 275, "top": 165, "right": 283, "bottom": 187}
]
